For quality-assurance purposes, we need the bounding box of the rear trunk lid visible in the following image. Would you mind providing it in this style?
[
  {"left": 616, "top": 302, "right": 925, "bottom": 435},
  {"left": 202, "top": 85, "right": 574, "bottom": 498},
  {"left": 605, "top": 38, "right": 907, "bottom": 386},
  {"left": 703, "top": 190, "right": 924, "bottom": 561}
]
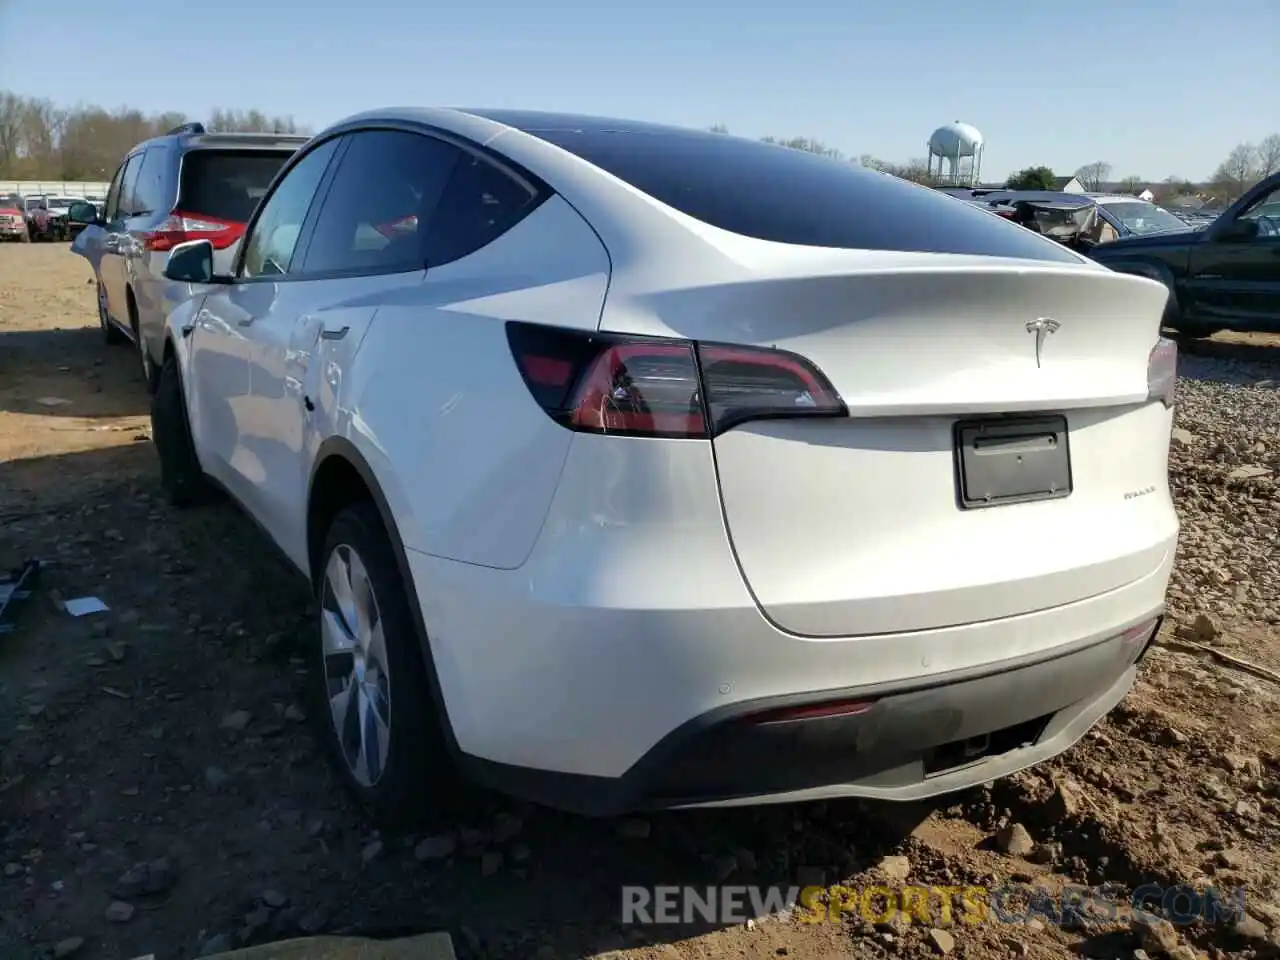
[{"left": 613, "top": 251, "right": 1177, "bottom": 636}]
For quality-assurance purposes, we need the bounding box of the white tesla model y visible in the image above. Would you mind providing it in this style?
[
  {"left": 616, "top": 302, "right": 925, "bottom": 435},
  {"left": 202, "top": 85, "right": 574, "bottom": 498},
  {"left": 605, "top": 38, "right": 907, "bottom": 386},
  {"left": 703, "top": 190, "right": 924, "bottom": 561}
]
[{"left": 151, "top": 108, "right": 1178, "bottom": 826}]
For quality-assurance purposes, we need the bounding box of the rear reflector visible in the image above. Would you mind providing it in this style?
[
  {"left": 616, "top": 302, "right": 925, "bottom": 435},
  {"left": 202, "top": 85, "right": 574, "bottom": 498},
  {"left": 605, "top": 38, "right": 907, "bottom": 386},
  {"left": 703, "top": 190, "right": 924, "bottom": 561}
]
[
  {"left": 746, "top": 698, "right": 875, "bottom": 725},
  {"left": 1120, "top": 618, "right": 1159, "bottom": 644},
  {"left": 505, "top": 321, "right": 846, "bottom": 439}
]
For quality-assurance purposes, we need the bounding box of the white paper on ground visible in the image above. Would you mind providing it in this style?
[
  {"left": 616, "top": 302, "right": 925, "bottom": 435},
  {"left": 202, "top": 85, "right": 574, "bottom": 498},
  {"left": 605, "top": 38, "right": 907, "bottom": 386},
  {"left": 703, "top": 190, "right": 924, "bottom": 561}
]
[{"left": 64, "top": 596, "right": 109, "bottom": 616}]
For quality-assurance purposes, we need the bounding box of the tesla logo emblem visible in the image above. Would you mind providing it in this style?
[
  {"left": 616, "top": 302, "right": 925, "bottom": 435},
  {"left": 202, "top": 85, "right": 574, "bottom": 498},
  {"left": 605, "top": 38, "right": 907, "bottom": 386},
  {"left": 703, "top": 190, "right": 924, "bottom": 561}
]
[{"left": 1025, "top": 317, "right": 1060, "bottom": 368}]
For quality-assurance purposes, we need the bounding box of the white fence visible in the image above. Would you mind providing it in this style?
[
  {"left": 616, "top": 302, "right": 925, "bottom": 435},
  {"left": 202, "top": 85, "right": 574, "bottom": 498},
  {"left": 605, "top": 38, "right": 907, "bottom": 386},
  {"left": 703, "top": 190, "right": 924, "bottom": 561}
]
[{"left": 0, "top": 181, "right": 112, "bottom": 199}]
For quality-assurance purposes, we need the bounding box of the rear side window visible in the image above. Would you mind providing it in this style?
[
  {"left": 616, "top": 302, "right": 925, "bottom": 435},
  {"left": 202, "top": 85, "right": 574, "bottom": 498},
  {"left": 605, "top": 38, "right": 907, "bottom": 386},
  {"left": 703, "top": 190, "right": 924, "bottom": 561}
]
[
  {"left": 300, "top": 129, "right": 462, "bottom": 275},
  {"left": 130, "top": 148, "right": 171, "bottom": 217},
  {"left": 179, "top": 149, "right": 296, "bottom": 224},
  {"left": 426, "top": 153, "right": 539, "bottom": 266},
  {"left": 524, "top": 127, "right": 1080, "bottom": 263}
]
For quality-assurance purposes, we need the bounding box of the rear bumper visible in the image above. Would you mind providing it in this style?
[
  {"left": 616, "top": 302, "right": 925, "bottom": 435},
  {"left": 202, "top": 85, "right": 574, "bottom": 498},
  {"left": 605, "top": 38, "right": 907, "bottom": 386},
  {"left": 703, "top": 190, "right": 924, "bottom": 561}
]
[
  {"left": 456, "top": 614, "right": 1160, "bottom": 815},
  {"left": 406, "top": 433, "right": 1176, "bottom": 816}
]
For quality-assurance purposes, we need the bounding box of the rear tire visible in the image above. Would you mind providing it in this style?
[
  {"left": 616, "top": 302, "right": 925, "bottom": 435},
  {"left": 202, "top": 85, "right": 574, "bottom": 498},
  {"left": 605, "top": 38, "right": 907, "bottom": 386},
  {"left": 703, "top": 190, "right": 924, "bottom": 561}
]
[
  {"left": 151, "top": 352, "right": 217, "bottom": 507},
  {"left": 310, "top": 502, "right": 461, "bottom": 829}
]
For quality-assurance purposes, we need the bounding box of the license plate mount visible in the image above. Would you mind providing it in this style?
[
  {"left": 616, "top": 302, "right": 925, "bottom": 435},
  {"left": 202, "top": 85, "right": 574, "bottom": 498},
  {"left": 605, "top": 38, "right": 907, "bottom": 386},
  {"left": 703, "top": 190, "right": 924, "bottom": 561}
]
[{"left": 954, "top": 415, "right": 1072, "bottom": 509}]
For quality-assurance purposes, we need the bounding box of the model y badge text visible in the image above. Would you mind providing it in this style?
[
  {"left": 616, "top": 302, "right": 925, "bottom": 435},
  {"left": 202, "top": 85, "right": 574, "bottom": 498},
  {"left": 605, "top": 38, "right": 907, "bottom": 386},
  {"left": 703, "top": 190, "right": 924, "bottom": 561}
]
[{"left": 1025, "top": 317, "right": 1060, "bottom": 368}]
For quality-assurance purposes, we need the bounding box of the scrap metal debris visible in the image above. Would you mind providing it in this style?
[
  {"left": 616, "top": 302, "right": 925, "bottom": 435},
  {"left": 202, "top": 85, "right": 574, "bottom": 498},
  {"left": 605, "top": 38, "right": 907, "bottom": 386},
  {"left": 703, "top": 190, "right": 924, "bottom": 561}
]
[
  {"left": 63, "top": 596, "right": 109, "bottom": 617},
  {"left": 0, "top": 559, "right": 41, "bottom": 635}
]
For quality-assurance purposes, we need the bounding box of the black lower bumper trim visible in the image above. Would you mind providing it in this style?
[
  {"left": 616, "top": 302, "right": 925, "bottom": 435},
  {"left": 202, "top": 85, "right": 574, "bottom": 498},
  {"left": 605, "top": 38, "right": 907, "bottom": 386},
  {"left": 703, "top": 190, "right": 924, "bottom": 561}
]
[{"left": 461, "top": 614, "right": 1163, "bottom": 817}]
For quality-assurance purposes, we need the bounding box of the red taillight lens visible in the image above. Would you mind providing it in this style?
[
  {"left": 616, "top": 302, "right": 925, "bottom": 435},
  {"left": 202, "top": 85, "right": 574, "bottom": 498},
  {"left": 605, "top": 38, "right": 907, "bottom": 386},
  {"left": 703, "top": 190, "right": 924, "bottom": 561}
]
[
  {"left": 142, "top": 210, "right": 245, "bottom": 252},
  {"left": 505, "top": 321, "right": 846, "bottom": 439},
  {"left": 1146, "top": 336, "right": 1177, "bottom": 408},
  {"left": 698, "top": 343, "right": 844, "bottom": 434},
  {"left": 572, "top": 342, "right": 707, "bottom": 437}
]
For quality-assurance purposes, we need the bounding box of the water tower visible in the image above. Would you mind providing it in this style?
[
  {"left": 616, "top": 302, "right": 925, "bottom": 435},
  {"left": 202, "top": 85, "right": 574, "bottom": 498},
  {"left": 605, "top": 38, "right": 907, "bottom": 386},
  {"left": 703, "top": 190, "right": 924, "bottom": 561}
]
[{"left": 928, "top": 122, "right": 984, "bottom": 187}]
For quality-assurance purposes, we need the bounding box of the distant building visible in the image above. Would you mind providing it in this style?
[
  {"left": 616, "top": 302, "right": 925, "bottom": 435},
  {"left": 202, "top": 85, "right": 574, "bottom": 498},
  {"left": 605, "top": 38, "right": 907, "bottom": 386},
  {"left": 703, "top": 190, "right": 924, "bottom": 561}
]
[{"left": 1052, "top": 176, "right": 1086, "bottom": 193}]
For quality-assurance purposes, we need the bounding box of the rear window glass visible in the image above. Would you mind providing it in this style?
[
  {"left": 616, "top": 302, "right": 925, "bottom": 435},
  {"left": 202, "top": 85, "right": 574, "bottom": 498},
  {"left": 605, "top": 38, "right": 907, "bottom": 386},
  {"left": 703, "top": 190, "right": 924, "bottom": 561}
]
[
  {"left": 179, "top": 149, "right": 296, "bottom": 224},
  {"left": 517, "top": 124, "right": 1079, "bottom": 262}
]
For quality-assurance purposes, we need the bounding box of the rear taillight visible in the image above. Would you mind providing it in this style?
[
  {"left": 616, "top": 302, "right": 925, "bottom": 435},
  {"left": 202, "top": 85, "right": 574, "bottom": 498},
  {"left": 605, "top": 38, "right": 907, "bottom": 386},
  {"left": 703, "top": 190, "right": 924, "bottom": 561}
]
[
  {"left": 505, "top": 321, "right": 846, "bottom": 439},
  {"left": 1146, "top": 336, "right": 1177, "bottom": 408},
  {"left": 142, "top": 210, "right": 244, "bottom": 252}
]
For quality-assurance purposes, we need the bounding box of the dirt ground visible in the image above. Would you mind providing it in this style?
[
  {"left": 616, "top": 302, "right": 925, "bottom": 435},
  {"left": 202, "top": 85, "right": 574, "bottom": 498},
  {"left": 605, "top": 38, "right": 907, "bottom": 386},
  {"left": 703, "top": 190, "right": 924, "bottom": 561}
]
[{"left": 1, "top": 244, "right": 1278, "bottom": 960}]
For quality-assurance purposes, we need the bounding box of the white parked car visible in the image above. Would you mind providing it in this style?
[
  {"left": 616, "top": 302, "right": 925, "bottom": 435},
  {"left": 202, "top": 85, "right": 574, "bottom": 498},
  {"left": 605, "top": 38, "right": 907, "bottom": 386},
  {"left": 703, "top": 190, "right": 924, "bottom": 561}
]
[{"left": 153, "top": 108, "right": 1178, "bottom": 826}]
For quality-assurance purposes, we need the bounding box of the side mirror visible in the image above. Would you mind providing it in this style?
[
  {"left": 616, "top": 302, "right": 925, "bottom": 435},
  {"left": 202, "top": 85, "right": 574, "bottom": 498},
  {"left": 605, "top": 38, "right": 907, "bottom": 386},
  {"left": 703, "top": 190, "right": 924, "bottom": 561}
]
[
  {"left": 68, "top": 201, "right": 99, "bottom": 225},
  {"left": 164, "top": 239, "right": 216, "bottom": 283},
  {"left": 1218, "top": 218, "right": 1260, "bottom": 242}
]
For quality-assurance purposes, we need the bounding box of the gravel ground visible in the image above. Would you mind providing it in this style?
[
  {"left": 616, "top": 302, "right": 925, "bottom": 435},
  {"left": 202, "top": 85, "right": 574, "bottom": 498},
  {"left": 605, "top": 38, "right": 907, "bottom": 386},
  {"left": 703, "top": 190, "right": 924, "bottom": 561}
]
[
  {"left": 1167, "top": 349, "right": 1280, "bottom": 626},
  {"left": 1, "top": 246, "right": 1278, "bottom": 960}
]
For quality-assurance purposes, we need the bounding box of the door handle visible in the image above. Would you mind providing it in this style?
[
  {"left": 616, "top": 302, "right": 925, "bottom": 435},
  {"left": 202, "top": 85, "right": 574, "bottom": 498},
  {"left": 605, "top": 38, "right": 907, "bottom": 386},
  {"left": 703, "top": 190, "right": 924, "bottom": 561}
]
[
  {"left": 237, "top": 317, "right": 255, "bottom": 327},
  {"left": 319, "top": 326, "right": 349, "bottom": 341}
]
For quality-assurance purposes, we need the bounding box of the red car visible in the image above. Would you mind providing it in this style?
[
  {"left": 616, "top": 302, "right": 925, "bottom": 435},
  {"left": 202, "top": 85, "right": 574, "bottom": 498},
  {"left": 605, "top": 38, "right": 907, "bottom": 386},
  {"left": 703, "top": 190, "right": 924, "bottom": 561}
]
[{"left": 0, "top": 194, "right": 31, "bottom": 242}]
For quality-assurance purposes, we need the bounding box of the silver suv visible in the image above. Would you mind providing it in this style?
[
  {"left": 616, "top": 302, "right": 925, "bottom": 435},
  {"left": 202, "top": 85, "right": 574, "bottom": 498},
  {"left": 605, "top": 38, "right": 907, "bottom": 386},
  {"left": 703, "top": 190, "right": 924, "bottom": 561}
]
[{"left": 71, "top": 122, "right": 308, "bottom": 390}]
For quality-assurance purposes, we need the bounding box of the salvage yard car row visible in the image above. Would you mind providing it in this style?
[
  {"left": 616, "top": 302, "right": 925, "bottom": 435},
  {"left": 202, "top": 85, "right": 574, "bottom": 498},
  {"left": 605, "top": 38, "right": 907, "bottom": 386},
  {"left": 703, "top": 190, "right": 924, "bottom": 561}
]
[{"left": 0, "top": 192, "right": 103, "bottom": 242}]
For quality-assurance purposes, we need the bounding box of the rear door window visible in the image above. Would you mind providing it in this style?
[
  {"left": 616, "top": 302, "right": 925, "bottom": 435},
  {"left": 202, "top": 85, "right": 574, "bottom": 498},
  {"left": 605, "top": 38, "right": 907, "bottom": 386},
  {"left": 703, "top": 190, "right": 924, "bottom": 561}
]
[
  {"left": 179, "top": 149, "right": 297, "bottom": 224},
  {"left": 103, "top": 162, "right": 126, "bottom": 220},
  {"left": 116, "top": 155, "right": 143, "bottom": 218},
  {"left": 239, "top": 139, "right": 341, "bottom": 279},
  {"left": 299, "top": 129, "right": 462, "bottom": 276}
]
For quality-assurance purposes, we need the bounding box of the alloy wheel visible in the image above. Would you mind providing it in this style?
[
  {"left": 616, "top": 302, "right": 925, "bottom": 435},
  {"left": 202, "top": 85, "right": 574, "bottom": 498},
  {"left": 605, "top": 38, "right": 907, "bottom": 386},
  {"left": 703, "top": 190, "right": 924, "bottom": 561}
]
[{"left": 320, "top": 543, "right": 392, "bottom": 787}]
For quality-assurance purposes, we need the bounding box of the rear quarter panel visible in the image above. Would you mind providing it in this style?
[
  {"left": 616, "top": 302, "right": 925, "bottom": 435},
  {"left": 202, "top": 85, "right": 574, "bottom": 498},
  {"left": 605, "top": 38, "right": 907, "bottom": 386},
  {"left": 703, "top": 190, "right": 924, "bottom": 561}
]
[{"left": 341, "top": 195, "right": 612, "bottom": 569}]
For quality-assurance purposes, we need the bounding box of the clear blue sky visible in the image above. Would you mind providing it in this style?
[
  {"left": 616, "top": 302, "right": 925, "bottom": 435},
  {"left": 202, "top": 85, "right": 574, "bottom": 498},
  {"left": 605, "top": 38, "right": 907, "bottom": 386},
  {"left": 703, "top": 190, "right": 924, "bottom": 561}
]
[{"left": 2, "top": 0, "right": 1276, "bottom": 182}]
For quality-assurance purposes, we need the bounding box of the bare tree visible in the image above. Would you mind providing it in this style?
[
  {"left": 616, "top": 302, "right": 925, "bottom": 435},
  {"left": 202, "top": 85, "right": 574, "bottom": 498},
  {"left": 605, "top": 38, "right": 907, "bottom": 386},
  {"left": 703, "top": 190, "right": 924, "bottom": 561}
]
[
  {"left": 1212, "top": 142, "right": 1261, "bottom": 200},
  {"left": 1256, "top": 133, "right": 1280, "bottom": 178},
  {"left": 0, "top": 89, "right": 312, "bottom": 179},
  {"left": 1118, "top": 175, "right": 1144, "bottom": 195},
  {"left": 707, "top": 123, "right": 729, "bottom": 134},
  {"left": 760, "top": 135, "right": 843, "bottom": 160},
  {"left": 0, "top": 91, "right": 24, "bottom": 175},
  {"left": 209, "top": 107, "right": 304, "bottom": 134},
  {"left": 1074, "top": 161, "right": 1112, "bottom": 191},
  {"left": 884, "top": 158, "right": 936, "bottom": 185}
]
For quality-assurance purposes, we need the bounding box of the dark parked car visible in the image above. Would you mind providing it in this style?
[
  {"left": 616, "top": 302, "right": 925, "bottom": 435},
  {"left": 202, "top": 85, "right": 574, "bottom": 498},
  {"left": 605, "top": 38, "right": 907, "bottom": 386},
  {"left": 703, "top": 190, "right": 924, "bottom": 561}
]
[{"left": 1089, "top": 173, "right": 1280, "bottom": 336}]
